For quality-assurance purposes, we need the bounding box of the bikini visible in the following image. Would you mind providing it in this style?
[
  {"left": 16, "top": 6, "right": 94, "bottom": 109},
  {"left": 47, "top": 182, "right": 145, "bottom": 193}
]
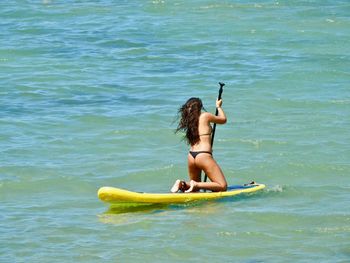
[
  {"left": 189, "top": 132, "right": 212, "bottom": 159},
  {"left": 189, "top": 151, "right": 212, "bottom": 159}
]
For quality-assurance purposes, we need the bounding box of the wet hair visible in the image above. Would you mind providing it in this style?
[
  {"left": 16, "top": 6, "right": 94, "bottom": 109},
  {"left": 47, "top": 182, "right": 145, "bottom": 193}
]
[{"left": 175, "top": 97, "right": 204, "bottom": 145}]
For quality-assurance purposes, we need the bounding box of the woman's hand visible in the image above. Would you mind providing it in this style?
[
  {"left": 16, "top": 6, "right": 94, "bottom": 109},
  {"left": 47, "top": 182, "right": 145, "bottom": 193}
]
[
  {"left": 214, "top": 99, "right": 227, "bottom": 124},
  {"left": 216, "top": 99, "right": 223, "bottom": 108}
]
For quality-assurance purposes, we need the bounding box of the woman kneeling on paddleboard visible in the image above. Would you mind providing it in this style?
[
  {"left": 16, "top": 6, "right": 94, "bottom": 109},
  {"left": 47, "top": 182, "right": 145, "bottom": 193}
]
[{"left": 171, "top": 97, "right": 228, "bottom": 193}]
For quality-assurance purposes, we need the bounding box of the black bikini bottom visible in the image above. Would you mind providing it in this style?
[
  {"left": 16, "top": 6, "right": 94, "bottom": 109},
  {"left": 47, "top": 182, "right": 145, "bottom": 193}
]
[{"left": 189, "top": 151, "right": 212, "bottom": 159}]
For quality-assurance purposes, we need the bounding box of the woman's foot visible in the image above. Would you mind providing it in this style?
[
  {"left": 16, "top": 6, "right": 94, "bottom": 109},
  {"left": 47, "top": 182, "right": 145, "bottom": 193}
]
[
  {"left": 185, "top": 180, "right": 198, "bottom": 193},
  {"left": 171, "top": 180, "right": 187, "bottom": 193}
]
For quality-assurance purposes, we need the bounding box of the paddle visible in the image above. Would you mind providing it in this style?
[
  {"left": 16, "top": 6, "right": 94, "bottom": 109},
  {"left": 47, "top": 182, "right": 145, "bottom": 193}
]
[{"left": 203, "top": 82, "right": 225, "bottom": 183}]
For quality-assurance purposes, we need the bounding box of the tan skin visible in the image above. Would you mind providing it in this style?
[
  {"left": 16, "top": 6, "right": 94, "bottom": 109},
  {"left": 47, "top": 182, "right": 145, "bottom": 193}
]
[{"left": 171, "top": 99, "right": 228, "bottom": 193}]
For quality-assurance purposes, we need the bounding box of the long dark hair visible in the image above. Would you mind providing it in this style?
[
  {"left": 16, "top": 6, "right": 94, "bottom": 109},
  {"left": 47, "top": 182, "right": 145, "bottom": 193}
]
[{"left": 175, "top": 97, "right": 204, "bottom": 145}]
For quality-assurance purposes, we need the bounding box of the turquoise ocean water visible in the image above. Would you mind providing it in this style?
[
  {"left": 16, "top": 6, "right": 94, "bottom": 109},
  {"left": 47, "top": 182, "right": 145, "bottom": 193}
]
[{"left": 1, "top": 1, "right": 349, "bottom": 262}]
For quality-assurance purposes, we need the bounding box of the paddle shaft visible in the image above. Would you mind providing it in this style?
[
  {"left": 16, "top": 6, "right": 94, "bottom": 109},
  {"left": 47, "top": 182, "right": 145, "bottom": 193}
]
[{"left": 204, "top": 82, "right": 225, "bottom": 182}]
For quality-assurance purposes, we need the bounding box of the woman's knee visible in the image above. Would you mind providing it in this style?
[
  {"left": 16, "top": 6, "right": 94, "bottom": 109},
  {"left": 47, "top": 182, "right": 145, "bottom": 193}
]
[
  {"left": 211, "top": 171, "right": 227, "bottom": 191},
  {"left": 220, "top": 182, "right": 227, "bottom": 191},
  {"left": 216, "top": 173, "right": 227, "bottom": 191}
]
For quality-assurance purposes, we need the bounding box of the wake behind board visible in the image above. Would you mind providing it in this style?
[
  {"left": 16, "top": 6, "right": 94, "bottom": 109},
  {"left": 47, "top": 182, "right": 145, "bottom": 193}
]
[{"left": 98, "top": 183, "right": 265, "bottom": 206}]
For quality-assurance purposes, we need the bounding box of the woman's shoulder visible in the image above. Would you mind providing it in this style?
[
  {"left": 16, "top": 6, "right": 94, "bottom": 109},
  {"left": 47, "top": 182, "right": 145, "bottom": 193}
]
[
  {"left": 200, "top": 112, "right": 214, "bottom": 122},
  {"left": 200, "top": 112, "right": 211, "bottom": 119}
]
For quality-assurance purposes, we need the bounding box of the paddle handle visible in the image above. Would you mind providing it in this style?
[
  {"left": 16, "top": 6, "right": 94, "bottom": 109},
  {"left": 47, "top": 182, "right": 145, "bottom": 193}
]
[
  {"left": 204, "top": 82, "right": 225, "bottom": 183},
  {"left": 210, "top": 82, "right": 224, "bottom": 148}
]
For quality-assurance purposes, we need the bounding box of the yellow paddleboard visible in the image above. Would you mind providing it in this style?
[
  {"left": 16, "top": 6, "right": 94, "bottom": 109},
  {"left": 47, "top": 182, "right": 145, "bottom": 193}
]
[{"left": 98, "top": 184, "right": 265, "bottom": 205}]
